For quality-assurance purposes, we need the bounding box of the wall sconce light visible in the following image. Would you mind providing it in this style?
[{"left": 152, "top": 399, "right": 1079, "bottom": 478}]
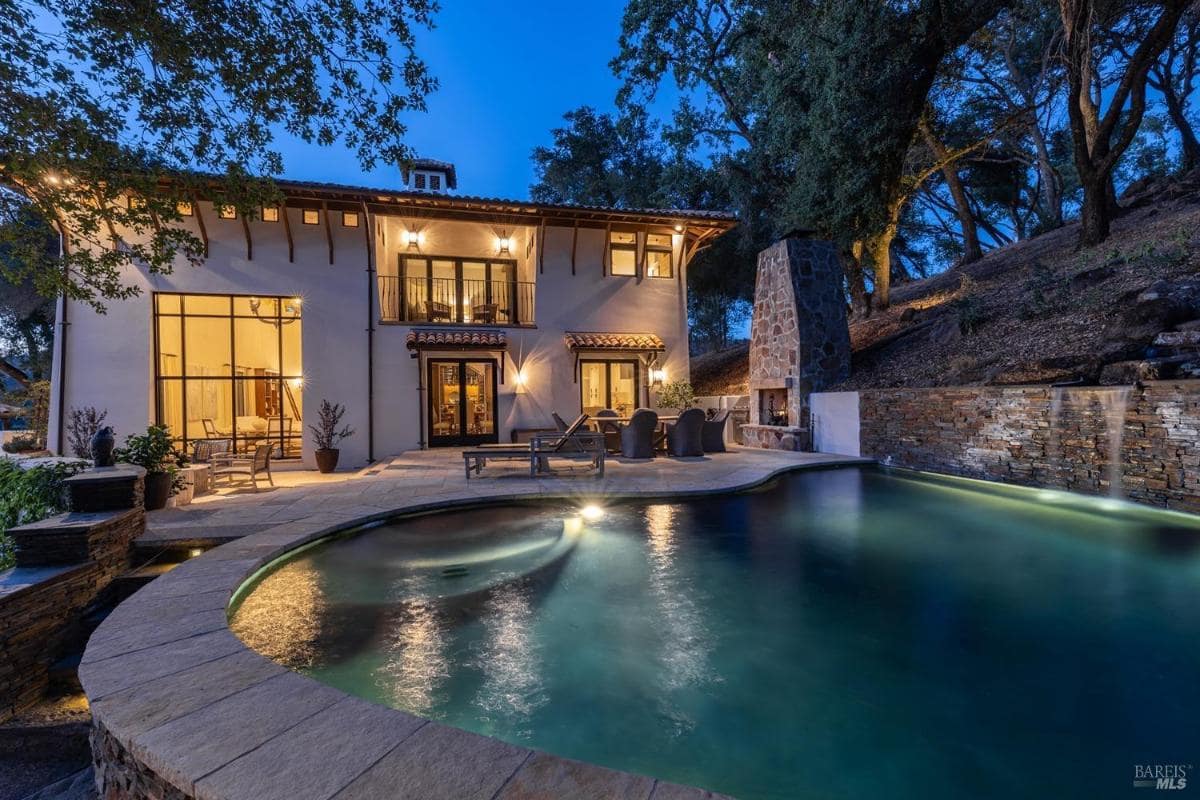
[
  {"left": 513, "top": 369, "right": 528, "bottom": 395},
  {"left": 497, "top": 233, "right": 512, "bottom": 256},
  {"left": 650, "top": 367, "right": 668, "bottom": 386},
  {"left": 405, "top": 229, "right": 421, "bottom": 249},
  {"left": 673, "top": 223, "right": 684, "bottom": 233}
]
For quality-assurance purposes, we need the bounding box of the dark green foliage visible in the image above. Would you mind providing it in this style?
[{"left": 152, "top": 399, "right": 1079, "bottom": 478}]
[
  {"left": 1, "top": 0, "right": 437, "bottom": 309},
  {"left": 0, "top": 458, "right": 86, "bottom": 569},
  {"left": 115, "top": 424, "right": 182, "bottom": 476}
]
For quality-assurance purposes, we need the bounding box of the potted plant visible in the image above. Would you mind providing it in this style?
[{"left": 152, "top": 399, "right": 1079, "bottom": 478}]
[
  {"left": 656, "top": 380, "right": 697, "bottom": 414},
  {"left": 115, "top": 424, "right": 183, "bottom": 510},
  {"left": 309, "top": 399, "right": 354, "bottom": 473}
]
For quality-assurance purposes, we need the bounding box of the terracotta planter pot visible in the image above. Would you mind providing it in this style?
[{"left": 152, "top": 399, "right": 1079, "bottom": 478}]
[
  {"left": 315, "top": 448, "right": 340, "bottom": 474},
  {"left": 144, "top": 472, "right": 173, "bottom": 511}
]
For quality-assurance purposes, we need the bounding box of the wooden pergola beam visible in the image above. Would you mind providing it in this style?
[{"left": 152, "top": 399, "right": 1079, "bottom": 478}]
[
  {"left": 191, "top": 193, "right": 209, "bottom": 257},
  {"left": 281, "top": 204, "right": 294, "bottom": 263},
  {"left": 240, "top": 214, "right": 253, "bottom": 261},
  {"left": 321, "top": 201, "right": 333, "bottom": 265},
  {"left": 570, "top": 221, "right": 578, "bottom": 275}
]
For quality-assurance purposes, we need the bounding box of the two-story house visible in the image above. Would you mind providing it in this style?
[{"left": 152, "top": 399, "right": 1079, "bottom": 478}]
[{"left": 47, "top": 160, "right": 736, "bottom": 467}]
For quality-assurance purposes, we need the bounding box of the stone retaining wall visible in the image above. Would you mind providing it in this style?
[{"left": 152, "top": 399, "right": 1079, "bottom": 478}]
[
  {"left": 858, "top": 380, "right": 1200, "bottom": 512},
  {"left": 0, "top": 508, "right": 142, "bottom": 722}
]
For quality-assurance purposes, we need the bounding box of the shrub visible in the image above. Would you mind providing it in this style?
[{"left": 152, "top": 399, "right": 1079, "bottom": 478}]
[
  {"left": 2, "top": 434, "right": 41, "bottom": 453},
  {"left": 309, "top": 400, "right": 354, "bottom": 450},
  {"left": 67, "top": 406, "right": 108, "bottom": 459},
  {"left": 0, "top": 459, "right": 87, "bottom": 569},
  {"left": 656, "top": 381, "right": 697, "bottom": 411}
]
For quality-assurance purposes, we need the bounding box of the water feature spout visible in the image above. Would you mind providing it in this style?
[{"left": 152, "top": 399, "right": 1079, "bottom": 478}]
[{"left": 1047, "top": 385, "right": 1132, "bottom": 499}]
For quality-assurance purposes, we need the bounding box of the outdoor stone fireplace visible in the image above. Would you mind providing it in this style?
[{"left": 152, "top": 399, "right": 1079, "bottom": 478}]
[{"left": 743, "top": 234, "right": 851, "bottom": 450}]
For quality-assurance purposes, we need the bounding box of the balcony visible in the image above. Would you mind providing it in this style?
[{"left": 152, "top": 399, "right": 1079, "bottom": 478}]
[{"left": 379, "top": 276, "right": 535, "bottom": 326}]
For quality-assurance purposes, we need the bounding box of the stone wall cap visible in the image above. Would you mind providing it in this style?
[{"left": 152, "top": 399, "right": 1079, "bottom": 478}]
[
  {"left": 65, "top": 465, "right": 147, "bottom": 483},
  {"left": 10, "top": 507, "right": 143, "bottom": 534},
  {"left": 0, "top": 563, "right": 92, "bottom": 599}
]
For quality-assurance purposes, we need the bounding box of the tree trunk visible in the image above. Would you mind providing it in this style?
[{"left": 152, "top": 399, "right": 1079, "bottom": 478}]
[
  {"left": 1163, "top": 83, "right": 1200, "bottom": 171},
  {"left": 1031, "top": 126, "right": 1064, "bottom": 227},
  {"left": 841, "top": 242, "right": 871, "bottom": 317},
  {"left": 865, "top": 231, "right": 894, "bottom": 310},
  {"left": 1079, "top": 175, "right": 1111, "bottom": 246}
]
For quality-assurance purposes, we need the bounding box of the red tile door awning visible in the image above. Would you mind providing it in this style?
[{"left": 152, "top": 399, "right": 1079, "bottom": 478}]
[
  {"left": 405, "top": 328, "right": 508, "bottom": 351},
  {"left": 563, "top": 332, "right": 665, "bottom": 352}
]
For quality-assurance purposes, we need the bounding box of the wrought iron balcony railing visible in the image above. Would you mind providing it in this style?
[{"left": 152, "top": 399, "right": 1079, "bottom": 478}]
[{"left": 378, "top": 276, "right": 535, "bottom": 325}]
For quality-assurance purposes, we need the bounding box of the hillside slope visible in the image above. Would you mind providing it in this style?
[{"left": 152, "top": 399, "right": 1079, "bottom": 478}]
[{"left": 691, "top": 173, "right": 1200, "bottom": 395}]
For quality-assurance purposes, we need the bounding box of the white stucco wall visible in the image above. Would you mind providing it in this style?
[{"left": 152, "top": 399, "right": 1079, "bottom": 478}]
[
  {"left": 50, "top": 198, "right": 698, "bottom": 466},
  {"left": 810, "top": 391, "right": 861, "bottom": 456}
]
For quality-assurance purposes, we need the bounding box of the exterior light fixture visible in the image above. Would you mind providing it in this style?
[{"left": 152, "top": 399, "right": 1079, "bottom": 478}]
[
  {"left": 580, "top": 504, "right": 605, "bottom": 521},
  {"left": 673, "top": 223, "right": 684, "bottom": 232},
  {"left": 497, "top": 236, "right": 512, "bottom": 256},
  {"left": 289, "top": 377, "right": 304, "bottom": 390},
  {"left": 513, "top": 370, "right": 528, "bottom": 395},
  {"left": 650, "top": 365, "right": 667, "bottom": 386},
  {"left": 249, "top": 296, "right": 301, "bottom": 326},
  {"left": 188, "top": 547, "right": 203, "bottom": 558},
  {"left": 406, "top": 229, "right": 421, "bottom": 249}
]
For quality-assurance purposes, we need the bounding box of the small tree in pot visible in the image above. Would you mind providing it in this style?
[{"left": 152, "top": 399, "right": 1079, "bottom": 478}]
[
  {"left": 656, "top": 381, "right": 697, "bottom": 414},
  {"left": 309, "top": 400, "right": 354, "bottom": 473},
  {"left": 115, "top": 424, "right": 183, "bottom": 510}
]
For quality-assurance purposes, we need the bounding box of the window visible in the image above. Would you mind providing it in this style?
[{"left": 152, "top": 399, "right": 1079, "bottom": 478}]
[
  {"left": 609, "top": 231, "right": 637, "bottom": 276},
  {"left": 341, "top": 211, "right": 359, "bottom": 228},
  {"left": 218, "top": 205, "right": 237, "bottom": 220},
  {"left": 645, "top": 233, "right": 673, "bottom": 278},
  {"left": 261, "top": 206, "right": 279, "bottom": 223},
  {"left": 177, "top": 201, "right": 194, "bottom": 217},
  {"left": 154, "top": 293, "right": 303, "bottom": 460},
  {"left": 580, "top": 360, "right": 639, "bottom": 416},
  {"left": 429, "top": 174, "right": 441, "bottom": 191},
  {"left": 302, "top": 209, "right": 319, "bottom": 225},
  {"left": 127, "top": 195, "right": 145, "bottom": 210},
  {"left": 414, "top": 173, "right": 426, "bottom": 190}
]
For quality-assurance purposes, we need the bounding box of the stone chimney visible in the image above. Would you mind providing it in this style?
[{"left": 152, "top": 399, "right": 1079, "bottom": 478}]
[{"left": 744, "top": 235, "right": 851, "bottom": 450}]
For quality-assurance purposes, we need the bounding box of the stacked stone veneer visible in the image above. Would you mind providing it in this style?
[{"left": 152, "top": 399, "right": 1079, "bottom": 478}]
[
  {"left": 744, "top": 236, "right": 850, "bottom": 450},
  {"left": 0, "top": 471, "right": 143, "bottom": 722},
  {"left": 859, "top": 380, "right": 1200, "bottom": 512}
]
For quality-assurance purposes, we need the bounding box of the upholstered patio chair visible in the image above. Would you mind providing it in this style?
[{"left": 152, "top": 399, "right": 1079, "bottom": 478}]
[
  {"left": 666, "top": 408, "right": 706, "bottom": 457},
  {"left": 594, "top": 409, "right": 621, "bottom": 453},
  {"left": 619, "top": 409, "right": 659, "bottom": 459},
  {"left": 702, "top": 409, "right": 731, "bottom": 453}
]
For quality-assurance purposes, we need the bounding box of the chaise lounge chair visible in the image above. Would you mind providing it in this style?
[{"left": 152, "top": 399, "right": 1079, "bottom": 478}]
[{"left": 462, "top": 414, "right": 604, "bottom": 478}]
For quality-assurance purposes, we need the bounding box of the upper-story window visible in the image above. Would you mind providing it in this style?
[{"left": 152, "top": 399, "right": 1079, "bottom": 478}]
[
  {"left": 217, "top": 205, "right": 237, "bottom": 220},
  {"left": 645, "top": 233, "right": 673, "bottom": 278},
  {"left": 429, "top": 174, "right": 441, "bottom": 191},
  {"left": 414, "top": 173, "right": 426, "bottom": 190},
  {"left": 302, "top": 209, "right": 319, "bottom": 225},
  {"left": 342, "top": 211, "right": 359, "bottom": 228},
  {"left": 609, "top": 231, "right": 637, "bottom": 276},
  {"left": 261, "top": 206, "right": 280, "bottom": 222}
]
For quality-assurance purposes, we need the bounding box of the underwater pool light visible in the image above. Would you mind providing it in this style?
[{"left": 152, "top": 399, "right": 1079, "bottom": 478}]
[{"left": 580, "top": 504, "right": 605, "bottom": 522}]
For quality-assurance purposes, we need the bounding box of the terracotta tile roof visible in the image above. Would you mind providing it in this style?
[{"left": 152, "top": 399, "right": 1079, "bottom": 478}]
[
  {"left": 405, "top": 328, "right": 507, "bottom": 350},
  {"left": 563, "top": 332, "right": 666, "bottom": 352}
]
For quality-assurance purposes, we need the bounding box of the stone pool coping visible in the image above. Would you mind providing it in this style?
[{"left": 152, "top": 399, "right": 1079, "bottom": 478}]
[{"left": 81, "top": 448, "right": 871, "bottom": 800}]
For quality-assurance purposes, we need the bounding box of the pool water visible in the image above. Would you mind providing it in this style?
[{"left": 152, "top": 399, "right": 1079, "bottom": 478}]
[{"left": 231, "top": 467, "right": 1200, "bottom": 799}]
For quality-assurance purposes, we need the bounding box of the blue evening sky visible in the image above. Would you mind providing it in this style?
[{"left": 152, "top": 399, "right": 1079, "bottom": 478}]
[{"left": 274, "top": 1, "right": 668, "bottom": 200}]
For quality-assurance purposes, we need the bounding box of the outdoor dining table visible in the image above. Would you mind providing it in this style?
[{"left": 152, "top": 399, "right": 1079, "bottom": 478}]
[{"left": 588, "top": 415, "right": 679, "bottom": 452}]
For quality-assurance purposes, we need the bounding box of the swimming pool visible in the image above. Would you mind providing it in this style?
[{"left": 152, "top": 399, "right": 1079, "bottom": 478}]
[{"left": 231, "top": 467, "right": 1200, "bottom": 799}]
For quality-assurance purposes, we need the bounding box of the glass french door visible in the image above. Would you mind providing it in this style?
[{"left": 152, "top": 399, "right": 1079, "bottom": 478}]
[
  {"left": 580, "top": 360, "right": 640, "bottom": 417},
  {"left": 427, "top": 359, "right": 498, "bottom": 446}
]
